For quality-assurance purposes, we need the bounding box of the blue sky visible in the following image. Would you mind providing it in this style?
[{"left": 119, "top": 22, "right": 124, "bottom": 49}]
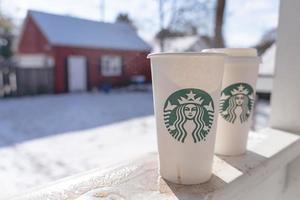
[{"left": 2, "top": 0, "right": 279, "bottom": 47}]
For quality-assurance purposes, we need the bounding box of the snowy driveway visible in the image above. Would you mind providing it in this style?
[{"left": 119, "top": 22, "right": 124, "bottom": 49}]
[
  {"left": 0, "top": 91, "right": 154, "bottom": 147},
  {"left": 0, "top": 91, "right": 157, "bottom": 199}
]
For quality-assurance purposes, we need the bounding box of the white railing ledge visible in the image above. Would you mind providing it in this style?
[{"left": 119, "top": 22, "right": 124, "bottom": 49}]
[{"left": 11, "top": 128, "right": 300, "bottom": 200}]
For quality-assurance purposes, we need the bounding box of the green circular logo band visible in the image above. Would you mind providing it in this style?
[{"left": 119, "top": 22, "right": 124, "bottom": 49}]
[
  {"left": 220, "top": 83, "right": 254, "bottom": 124},
  {"left": 163, "top": 88, "right": 214, "bottom": 143}
]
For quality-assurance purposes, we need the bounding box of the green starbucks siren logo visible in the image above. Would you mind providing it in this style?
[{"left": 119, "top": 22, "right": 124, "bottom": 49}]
[
  {"left": 163, "top": 88, "right": 214, "bottom": 143},
  {"left": 220, "top": 83, "right": 254, "bottom": 124}
]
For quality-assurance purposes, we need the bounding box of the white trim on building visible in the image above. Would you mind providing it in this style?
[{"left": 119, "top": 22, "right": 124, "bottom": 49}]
[{"left": 16, "top": 54, "right": 54, "bottom": 68}]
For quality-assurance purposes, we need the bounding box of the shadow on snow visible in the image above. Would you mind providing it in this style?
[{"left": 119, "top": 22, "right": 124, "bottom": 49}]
[{"left": 0, "top": 91, "right": 154, "bottom": 147}]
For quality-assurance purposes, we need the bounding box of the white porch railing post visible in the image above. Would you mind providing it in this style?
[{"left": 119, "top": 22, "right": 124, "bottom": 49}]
[
  {"left": 270, "top": 0, "right": 300, "bottom": 133},
  {"left": 270, "top": 1, "right": 300, "bottom": 199}
]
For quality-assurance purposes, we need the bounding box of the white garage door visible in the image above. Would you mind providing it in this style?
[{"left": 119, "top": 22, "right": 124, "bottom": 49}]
[{"left": 67, "top": 56, "right": 87, "bottom": 92}]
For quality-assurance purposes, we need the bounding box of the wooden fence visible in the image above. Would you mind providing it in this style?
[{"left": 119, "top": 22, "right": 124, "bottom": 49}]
[
  {"left": 16, "top": 67, "right": 54, "bottom": 96},
  {"left": 0, "top": 61, "right": 17, "bottom": 97}
]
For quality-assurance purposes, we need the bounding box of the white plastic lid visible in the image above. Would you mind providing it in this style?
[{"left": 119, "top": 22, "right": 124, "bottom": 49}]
[
  {"left": 202, "top": 48, "right": 257, "bottom": 57},
  {"left": 202, "top": 48, "right": 261, "bottom": 63},
  {"left": 147, "top": 52, "right": 226, "bottom": 59}
]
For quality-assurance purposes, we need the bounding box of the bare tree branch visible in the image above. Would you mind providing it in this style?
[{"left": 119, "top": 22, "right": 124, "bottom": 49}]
[{"left": 213, "top": 0, "right": 226, "bottom": 47}]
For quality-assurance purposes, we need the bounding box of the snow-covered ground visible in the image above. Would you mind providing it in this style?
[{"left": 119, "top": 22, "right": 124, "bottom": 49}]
[{"left": 0, "top": 91, "right": 270, "bottom": 199}]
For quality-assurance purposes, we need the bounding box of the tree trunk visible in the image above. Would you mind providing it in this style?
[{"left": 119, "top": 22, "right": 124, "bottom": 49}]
[
  {"left": 159, "top": 0, "right": 165, "bottom": 51},
  {"left": 214, "top": 0, "right": 226, "bottom": 48}
]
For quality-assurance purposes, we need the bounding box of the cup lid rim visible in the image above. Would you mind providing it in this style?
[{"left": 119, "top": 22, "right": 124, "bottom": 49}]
[
  {"left": 202, "top": 48, "right": 258, "bottom": 57},
  {"left": 225, "top": 56, "right": 261, "bottom": 63},
  {"left": 147, "top": 52, "right": 226, "bottom": 59}
]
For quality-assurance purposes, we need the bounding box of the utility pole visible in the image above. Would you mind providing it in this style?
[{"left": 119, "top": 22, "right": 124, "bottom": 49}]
[{"left": 100, "top": 0, "right": 105, "bottom": 21}]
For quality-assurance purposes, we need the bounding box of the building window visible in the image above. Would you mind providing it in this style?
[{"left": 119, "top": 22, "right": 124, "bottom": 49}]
[{"left": 100, "top": 55, "right": 122, "bottom": 76}]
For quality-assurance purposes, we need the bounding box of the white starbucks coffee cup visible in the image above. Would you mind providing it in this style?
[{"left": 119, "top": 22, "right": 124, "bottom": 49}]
[
  {"left": 202, "top": 48, "right": 260, "bottom": 156},
  {"left": 148, "top": 53, "right": 225, "bottom": 184}
]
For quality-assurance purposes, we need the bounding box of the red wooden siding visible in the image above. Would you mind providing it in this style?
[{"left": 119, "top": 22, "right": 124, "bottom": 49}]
[
  {"left": 52, "top": 46, "right": 151, "bottom": 93},
  {"left": 18, "top": 16, "right": 52, "bottom": 54}
]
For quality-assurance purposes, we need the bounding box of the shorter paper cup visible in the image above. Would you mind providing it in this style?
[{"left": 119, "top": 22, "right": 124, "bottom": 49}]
[
  {"left": 148, "top": 52, "right": 225, "bottom": 184},
  {"left": 202, "top": 48, "right": 260, "bottom": 156}
]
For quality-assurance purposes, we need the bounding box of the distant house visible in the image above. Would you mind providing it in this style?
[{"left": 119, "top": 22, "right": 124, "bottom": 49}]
[
  {"left": 153, "top": 35, "right": 211, "bottom": 53},
  {"left": 17, "top": 10, "right": 152, "bottom": 93},
  {"left": 254, "top": 29, "right": 276, "bottom": 97},
  {"left": 256, "top": 43, "right": 276, "bottom": 96}
]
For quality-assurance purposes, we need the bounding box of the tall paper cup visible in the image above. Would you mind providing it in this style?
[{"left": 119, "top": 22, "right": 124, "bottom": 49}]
[
  {"left": 202, "top": 48, "right": 260, "bottom": 156},
  {"left": 148, "top": 53, "right": 225, "bottom": 184}
]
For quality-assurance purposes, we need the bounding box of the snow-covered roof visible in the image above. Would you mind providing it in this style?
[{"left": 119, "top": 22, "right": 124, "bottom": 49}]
[
  {"left": 28, "top": 10, "right": 151, "bottom": 51},
  {"left": 259, "top": 43, "right": 276, "bottom": 76},
  {"left": 261, "top": 29, "right": 277, "bottom": 44},
  {"left": 164, "top": 36, "right": 199, "bottom": 52},
  {"left": 153, "top": 36, "right": 210, "bottom": 52}
]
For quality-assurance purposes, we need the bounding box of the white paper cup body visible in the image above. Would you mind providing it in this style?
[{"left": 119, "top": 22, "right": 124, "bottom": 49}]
[
  {"left": 203, "top": 48, "right": 260, "bottom": 156},
  {"left": 148, "top": 53, "right": 225, "bottom": 184}
]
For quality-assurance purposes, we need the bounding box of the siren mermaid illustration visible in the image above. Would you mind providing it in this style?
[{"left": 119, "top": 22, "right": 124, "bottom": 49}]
[
  {"left": 220, "top": 84, "right": 254, "bottom": 124},
  {"left": 164, "top": 90, "right": 214, "bottom": 143}
]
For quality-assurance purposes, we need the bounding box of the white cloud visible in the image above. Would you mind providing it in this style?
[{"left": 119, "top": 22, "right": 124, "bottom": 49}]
[{"left": 225, "top": 0, "right": 279, "bottom": 47}]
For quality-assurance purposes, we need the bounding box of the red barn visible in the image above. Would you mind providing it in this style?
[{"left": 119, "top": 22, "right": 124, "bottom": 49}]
[{"left": 17, "top": 10, "right": 152, "bottom": 93}]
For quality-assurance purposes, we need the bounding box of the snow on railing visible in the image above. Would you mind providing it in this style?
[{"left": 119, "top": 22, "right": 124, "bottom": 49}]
[{"left": 11, "top": 128, "right": 300, "bottom": 200}]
